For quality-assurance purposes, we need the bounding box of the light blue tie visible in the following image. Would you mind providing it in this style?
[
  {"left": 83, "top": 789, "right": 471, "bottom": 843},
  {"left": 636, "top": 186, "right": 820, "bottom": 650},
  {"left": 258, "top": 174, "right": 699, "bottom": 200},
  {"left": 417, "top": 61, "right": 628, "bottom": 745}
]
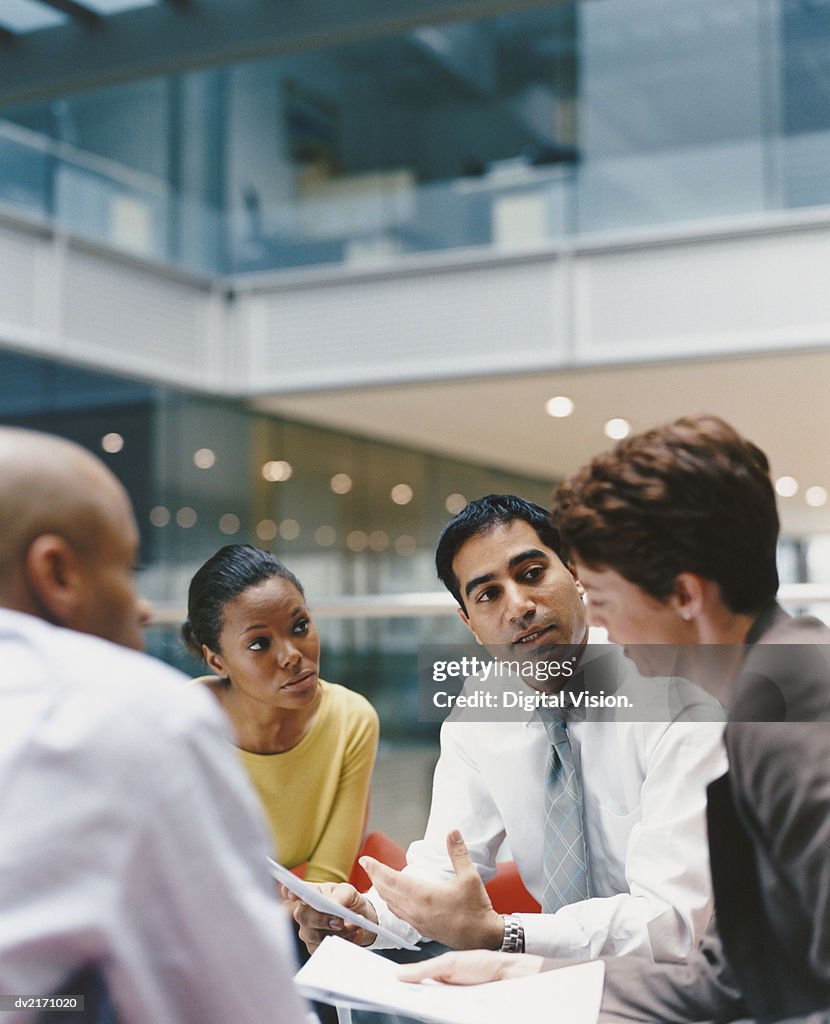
[{"left": 540, "top": 711, "right": 590, "bottom": 914}]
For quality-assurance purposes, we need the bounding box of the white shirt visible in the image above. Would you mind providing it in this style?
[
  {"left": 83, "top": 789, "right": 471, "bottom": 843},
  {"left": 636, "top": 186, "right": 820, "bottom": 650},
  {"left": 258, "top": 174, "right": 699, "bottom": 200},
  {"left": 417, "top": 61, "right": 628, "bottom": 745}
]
[
  {"left": 0, "top": 609, "right": 308, "bottom": 1024},
  {"left": 368, "top": 649, "right": 727, "bottom": 960}
]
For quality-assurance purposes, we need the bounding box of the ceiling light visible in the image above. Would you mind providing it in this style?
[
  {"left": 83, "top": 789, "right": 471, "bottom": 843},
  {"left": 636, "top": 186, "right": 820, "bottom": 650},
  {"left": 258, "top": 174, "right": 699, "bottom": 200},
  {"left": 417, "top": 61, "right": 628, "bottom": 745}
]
[
  {"left": 806, "top": 486, "right": 827, "bottom": 508},
  {"left": 368, "top": 530, "right": 390, "bottom": 552},
  {"left": 101, "top": 432, "right": 124, "bottom": 453},
  {"left": 219, "top": 514, "right": 240, "bottom": 535},
  {"left": 315, "top": 525, "right": 337, "bottom": 547},
  {"left": 262, "top": 460, "right": 292, "bottom": 482},
  {"left": 346, "top": 530, "right": 369, "bottom": 552},
  {"left": 395, "top": 535, "right": 417, "bottom": 556},
  {"left": 279, "top": 519, "right": 300, "bottom": 540},
  {"left": 330, "top": 473, "right": 353, "bottom": 494},
  {"left": 604, "top": 418, "right": 631, "bottom": 440},
  {"left": 256, "top": 519, "right": 278, "bottom": 541},
  {"left": 775, "top": 476, "right": 798, "bottom": 498},
  {"left": 194, "top": 448, "right": 216, "bottom": 469},
  {"left": 176, "top": 507, "right": 197, "bottom": 528},
  {"left": 149, "top": 506, "right": 170, "bottom": 527},
  {"left": 545, "top": 396, "right": 574, "bottom": 418},
  {"left": 391, "top": 483, "right": 413, "bottom": 505}
]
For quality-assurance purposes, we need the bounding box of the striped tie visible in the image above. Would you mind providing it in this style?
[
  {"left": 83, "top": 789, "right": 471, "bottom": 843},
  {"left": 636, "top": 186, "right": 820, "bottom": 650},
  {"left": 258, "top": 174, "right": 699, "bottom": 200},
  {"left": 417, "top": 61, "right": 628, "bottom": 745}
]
[{"left": 540, "top": 711, "right": 590, "bottom": 914}]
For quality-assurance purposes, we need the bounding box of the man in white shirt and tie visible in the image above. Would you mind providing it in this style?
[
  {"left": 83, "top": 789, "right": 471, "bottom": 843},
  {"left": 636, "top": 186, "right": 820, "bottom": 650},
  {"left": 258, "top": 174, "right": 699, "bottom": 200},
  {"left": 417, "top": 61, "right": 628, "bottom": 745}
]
[{"left": 290, "top": 494, "right": 725, "bottom": 962}]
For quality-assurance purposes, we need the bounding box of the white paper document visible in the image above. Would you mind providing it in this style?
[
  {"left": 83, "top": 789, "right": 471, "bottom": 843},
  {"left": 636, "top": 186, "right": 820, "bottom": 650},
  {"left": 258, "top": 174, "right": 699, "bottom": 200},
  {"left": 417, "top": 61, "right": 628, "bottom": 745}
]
[
  {"left": 295, "top": 935, "right": 605, "bottom": 1024},
  {"left": 268, "top": 857, "right": 420, "bottom": 952}
]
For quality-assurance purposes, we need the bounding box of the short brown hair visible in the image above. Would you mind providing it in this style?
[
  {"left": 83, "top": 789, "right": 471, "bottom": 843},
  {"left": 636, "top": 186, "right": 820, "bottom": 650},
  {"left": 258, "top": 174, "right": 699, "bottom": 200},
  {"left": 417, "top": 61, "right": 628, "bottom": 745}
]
[{"left": 555, "top": 415, "right": 779, "bottom": 613}]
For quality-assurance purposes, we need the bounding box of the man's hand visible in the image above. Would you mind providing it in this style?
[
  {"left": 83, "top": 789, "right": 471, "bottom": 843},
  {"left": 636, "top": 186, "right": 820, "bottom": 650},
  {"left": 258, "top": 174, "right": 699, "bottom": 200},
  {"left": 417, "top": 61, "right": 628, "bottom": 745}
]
[
  {"left": 399, "top": 950, "right": 545, "bottom": 985},
  {"left": 281, "top": 881, "right": 379, "bottom": 954},
  {"left": 360, "top": 829, "right": 504, "bottom": 950}
]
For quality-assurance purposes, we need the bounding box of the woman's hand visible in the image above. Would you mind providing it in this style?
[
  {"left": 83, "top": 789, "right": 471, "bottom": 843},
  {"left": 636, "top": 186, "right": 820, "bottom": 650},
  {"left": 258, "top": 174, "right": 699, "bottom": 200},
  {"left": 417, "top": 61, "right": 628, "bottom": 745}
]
[{"left": 281, "top": 882, "right": 379, "bottom": 954}]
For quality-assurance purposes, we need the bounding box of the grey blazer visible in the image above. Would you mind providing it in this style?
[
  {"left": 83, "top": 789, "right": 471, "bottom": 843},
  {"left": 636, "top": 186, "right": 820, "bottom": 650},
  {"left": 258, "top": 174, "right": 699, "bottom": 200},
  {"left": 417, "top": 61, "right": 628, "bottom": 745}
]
[{"left": 602, "top": 604, "right": 830, "bottom": 1023}]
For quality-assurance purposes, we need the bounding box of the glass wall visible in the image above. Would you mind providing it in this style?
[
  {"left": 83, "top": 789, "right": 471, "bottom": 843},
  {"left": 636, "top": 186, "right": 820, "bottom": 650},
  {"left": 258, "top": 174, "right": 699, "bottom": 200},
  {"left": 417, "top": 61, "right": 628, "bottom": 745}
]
[
  {"left": 3, "top": 0, "right": 830, "bottom": 274},
  {"left": 0, "top": 349, "right": 555, "bottom": 740},
  {"left": 3, "top": 348, "right": 830, "bottom": 739}
]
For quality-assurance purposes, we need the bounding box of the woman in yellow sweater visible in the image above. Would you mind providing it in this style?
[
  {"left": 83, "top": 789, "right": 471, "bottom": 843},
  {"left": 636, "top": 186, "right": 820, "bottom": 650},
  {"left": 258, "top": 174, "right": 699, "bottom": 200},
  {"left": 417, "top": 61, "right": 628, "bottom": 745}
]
[{"left": 182, "top": 544, "right": 379, "bottom": 884}]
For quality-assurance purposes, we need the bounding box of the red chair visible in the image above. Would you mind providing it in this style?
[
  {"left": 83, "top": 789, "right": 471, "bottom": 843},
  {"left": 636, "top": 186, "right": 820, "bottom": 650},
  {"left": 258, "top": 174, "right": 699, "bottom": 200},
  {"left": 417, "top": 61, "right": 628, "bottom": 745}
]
[
  {"left": 485, "top": 860, "right": 540, "bottom": 913},
  {"left": 349, "top": 831, "right": 407, "bottom": 891},
  {"left": 348, "top": 838, "right": 540, "bottom": 916}
]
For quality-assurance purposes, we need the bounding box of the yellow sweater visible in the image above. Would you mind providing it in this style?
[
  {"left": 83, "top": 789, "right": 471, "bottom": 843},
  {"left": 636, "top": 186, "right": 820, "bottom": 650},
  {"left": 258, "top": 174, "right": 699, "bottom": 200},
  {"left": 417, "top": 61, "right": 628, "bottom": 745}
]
[{"left": 198, "top": 678, "right": 379, "bottom": 884}]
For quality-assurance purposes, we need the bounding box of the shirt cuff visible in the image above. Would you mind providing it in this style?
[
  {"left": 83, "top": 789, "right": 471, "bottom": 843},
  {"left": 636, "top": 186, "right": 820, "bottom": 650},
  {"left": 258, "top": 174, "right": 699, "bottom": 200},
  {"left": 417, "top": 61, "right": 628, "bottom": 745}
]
[
  {"left": 363, "top": 888, "right": 423, "bottom": 951},
  {"left": 518, "top": 911, "right": 573, "bottom": 958}
]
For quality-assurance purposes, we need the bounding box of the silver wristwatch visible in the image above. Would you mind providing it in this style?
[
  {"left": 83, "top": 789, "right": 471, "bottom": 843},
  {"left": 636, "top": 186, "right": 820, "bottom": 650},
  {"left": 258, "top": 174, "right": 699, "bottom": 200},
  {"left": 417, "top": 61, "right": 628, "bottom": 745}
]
[{"left": 499, "top": 914, "right": 525, "bottom": 954}]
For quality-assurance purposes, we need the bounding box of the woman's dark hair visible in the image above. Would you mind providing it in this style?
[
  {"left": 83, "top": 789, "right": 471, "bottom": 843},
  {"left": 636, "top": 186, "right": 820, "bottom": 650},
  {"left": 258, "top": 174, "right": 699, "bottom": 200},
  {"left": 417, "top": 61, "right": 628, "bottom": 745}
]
[
  {"left": 181, "top": 544, "right": 305, "bottom": 658},
  {"left": 555, "top": 415, "right": 779, "bottom": 614},
  {"left": 435, "top": 494, "right": 563, "bottom": 613}
]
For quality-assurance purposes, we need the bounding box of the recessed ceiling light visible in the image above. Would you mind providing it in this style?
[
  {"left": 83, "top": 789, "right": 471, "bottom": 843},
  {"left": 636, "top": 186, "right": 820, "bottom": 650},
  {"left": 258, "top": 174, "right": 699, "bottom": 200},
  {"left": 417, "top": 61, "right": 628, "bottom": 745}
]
[
  {"left": 176, "top": 507, "right": 197, "bottom": 528},
  {"left": 262, "top": 460, "right": 292, "bottom": 482},
  {"left": 775, "top": 476, "right": 798, "bottom": 498},
  {"left": 391, "top": 483, "right": 413, "bottom": 505},
  {"left": 805, "top": 486, "right": 827, "bottom": 508},
  {"left": 149, "top": 506, "right": 170, "bottom": 527},
  {"left": 331, "top": 473, "right": 353, "bottom": 494},
  {"left": 315, "top": 525, "right": 337, "bottom": 547},
  {"left": 545, "top": 396, "right": 574, "bottom": 418},
  {"left": 368, "top": 530, "right": 390, "bottom": 552},
  {"left": 395, "top": 535, "right": 417, "bottom": 556},
  {"left": 256, "top": 519, "right": 278, "bottom": 541},
  {"left": 346, "top": 530, "right": 369, "bottom": 552},
  {"left": 219, "top": 514, "right": 240, "bottom": 535},
  {"left": 279, "top": 518, "right": 300, "bottom": 540},
  {"left": 101, "top": 432, "right": 124, "bottom": 453},
  {"left": 603, "top": 418, "right": 630, "bottom": 440},
  {"left": 194, "top": 448, "right": 215, "bottom": 469}
]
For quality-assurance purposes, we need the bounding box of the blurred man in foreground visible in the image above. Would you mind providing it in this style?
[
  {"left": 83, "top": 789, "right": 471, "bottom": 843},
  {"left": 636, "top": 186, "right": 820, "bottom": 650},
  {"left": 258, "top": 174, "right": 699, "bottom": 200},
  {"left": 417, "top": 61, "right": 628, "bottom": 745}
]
[{"left": 0, "top": 427, "right": 308, "bottom": 1024}]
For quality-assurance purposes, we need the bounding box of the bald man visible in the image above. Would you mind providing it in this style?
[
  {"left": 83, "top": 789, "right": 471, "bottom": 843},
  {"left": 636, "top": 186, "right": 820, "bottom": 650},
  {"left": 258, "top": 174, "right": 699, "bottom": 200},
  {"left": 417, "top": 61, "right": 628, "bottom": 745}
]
[{"left": 0, "top": 428, "right": 308, "bottom": 1024}]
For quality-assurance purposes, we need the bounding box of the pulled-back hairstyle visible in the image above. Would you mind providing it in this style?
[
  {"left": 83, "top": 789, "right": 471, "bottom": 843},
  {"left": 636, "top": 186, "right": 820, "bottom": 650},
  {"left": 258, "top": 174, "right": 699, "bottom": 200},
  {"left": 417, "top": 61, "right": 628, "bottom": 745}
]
[
  {"left": 435, "top": 494, "right": 563, "bottom": 611},
  {"left": 182, "top": 544, "right": 305, "bottom": 657},
  {"left": 555, "top": 415, "right": 779, "bottom": 614}
]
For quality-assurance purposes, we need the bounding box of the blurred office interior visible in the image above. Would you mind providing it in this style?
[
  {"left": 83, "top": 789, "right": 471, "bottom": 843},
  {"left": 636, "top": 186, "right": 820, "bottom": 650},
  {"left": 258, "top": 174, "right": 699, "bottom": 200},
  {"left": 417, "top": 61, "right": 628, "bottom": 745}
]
[{"left": 2, "top": 0, "right": 830, "bottom": 841}]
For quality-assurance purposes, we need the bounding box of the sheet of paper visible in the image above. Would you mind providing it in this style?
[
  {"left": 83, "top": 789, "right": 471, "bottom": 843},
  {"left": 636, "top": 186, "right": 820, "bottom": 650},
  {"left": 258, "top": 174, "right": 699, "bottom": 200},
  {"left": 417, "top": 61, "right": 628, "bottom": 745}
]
[
  {"left": 295, "top": 935, "right": 605, "bottom": 1024},
  {"left": 269, "top": 858, "right": 421, "bottom": 952}
]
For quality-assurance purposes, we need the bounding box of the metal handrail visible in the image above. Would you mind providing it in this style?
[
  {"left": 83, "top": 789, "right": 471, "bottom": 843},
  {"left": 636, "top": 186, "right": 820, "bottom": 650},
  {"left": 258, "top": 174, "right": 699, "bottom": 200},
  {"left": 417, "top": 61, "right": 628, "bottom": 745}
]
[{"left": 147, "top": 583, "right": 830, "bottom": 626}]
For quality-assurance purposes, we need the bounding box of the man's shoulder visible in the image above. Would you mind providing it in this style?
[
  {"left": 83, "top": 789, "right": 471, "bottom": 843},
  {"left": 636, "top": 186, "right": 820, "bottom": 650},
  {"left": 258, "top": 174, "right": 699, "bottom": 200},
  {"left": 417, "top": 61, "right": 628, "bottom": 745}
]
[{"left": 1, "top": 610, "right": 224, "bottom": 745}]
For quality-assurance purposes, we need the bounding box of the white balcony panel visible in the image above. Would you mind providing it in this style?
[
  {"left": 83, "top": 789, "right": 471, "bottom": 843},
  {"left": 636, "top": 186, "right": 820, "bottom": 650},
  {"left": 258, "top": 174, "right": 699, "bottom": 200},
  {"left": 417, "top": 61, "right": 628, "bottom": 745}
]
[
  {"left": 61, "top": 245, "right": 217, "bottom": 385},
  {"left": 2, "top": 206, "right": 830, "bottom": 396},
  {"left": 0, "top": 221, "right": 39, "bottom": 335},
  {"left": 573, "top": 218, "right": 830, "bottom": 362},
  {"left": 244, "top": 257, "right": 564, "bottom": 392}
]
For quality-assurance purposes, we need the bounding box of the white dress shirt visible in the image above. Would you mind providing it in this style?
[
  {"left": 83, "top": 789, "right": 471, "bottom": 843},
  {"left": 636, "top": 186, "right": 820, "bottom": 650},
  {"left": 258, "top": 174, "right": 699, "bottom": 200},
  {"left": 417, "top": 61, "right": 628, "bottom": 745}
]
[
  {"left": 0, "top": 608, "right": 308, "bottom": 1024},
  {"left": 368, "top": 649, "right": 727, "bottom": 960}
]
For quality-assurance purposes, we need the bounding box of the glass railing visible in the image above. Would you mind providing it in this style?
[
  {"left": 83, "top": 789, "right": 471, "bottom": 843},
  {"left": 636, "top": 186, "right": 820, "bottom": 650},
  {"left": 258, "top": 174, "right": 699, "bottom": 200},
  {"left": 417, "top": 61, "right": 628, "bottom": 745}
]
[
  {"left": 5, "top": 118, "right": 830, "bottom": 277},
  {"left": 0, "top": 121, "right": 220, "bottom": 275},
  {"left": 146, "top": 582, "right": 830, "bottom": 740}
]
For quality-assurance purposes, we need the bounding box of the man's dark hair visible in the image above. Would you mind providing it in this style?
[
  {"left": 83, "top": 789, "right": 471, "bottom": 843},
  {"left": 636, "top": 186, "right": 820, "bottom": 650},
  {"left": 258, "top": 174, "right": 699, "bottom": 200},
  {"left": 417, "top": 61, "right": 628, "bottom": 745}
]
[
  {"left": 182, "top": 544, "right": 304, "bottom": 658},
  {"left": 435, "top": 494, "right": 563, "bottom": 611},
  {"left": 555, "top": 415, "right": 779, "bottom": 614}
]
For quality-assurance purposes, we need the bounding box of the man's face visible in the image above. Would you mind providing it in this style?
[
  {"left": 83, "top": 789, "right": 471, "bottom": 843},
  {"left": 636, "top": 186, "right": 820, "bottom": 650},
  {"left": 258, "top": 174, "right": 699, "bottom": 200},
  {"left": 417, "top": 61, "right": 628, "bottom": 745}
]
[
  {"left": 452, "top": 519, "right": 588, "bottom": 676},
  {"left": 74, "top": 485, "right": 152, "bottom": 652}
]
